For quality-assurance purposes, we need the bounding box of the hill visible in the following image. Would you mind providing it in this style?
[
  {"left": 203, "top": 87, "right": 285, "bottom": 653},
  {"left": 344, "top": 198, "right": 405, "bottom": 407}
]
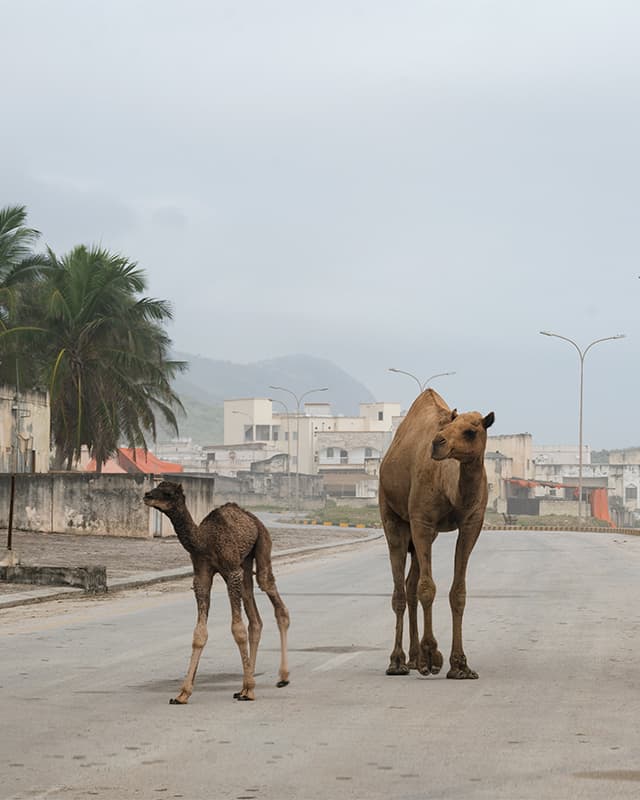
[{"left": 157, "top": 353, "right": 376, "bottom": 446}]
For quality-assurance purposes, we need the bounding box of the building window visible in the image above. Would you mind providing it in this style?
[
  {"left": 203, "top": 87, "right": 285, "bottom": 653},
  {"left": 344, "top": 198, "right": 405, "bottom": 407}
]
[
  {"left": 340, "top": 449, "right": 348, "bottom": 464},
  {"left": 625, "top": 486, "right": 637, "bottom": 501},
  {"left": 378, "top": 411, "right": 383, "bottom": 421},
  {"left": 272, "top": 425, "right": 279, "bottom": 441},
  {"left": 327, "top": 447, "right": 334, "bottom": 458},
  {"left": 244, "top": 426, "right": 254, "bottom": 442},
  {"left": 255, "top": 424, "right": 270, "bottom": 441},
  {"left": 365, "top": 447, "right": 373, "bottom": 458}
]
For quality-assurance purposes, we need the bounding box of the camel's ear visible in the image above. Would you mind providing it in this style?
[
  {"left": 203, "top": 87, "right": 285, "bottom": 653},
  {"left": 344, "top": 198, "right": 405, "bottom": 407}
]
[
  {"left": 451, "top": 409, "right": 458, "bottom": 420},
  {"left": 483, "top": 412, "right": 495, "bottom": 429}
]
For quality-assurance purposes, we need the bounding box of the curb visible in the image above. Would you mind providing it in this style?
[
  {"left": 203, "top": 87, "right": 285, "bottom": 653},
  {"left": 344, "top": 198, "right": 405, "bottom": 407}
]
[
  {"left": 483, "top": 524, "right": 640, "bottom": 535},
  {"left": 0, "top": 531, "right": 383, "bottom": 610},
  {"left": 296, "top": 519, "right": 382, "bottom": 529}
]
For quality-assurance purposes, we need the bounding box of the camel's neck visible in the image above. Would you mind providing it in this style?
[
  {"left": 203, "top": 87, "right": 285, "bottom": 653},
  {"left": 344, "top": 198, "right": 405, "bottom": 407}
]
[
  {"left": 163, "top": 504, "right": 199, "bottom": 552},
  {"left": 457, "top": 458, "right": 486, "bottom": 507}
]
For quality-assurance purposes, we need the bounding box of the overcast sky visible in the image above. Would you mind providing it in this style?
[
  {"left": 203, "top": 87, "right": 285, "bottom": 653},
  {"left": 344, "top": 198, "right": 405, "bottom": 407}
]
[{"left": 2, "top": 1, "right": 640, "bottom": 449}]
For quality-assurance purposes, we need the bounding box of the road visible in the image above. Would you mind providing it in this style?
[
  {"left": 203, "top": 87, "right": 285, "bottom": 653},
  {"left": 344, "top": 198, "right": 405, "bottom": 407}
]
[{"left": 2, "top": 529, "right": 640, "bottom": 800}]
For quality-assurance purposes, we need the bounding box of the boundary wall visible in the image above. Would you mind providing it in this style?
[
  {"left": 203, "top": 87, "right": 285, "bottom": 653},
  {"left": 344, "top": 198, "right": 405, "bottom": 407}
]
[{"left": 0, "top": 472, "right": 293, "bottom": 538}]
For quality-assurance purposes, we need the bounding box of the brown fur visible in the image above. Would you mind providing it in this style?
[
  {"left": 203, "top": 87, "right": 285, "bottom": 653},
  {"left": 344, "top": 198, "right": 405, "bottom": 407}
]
[
  {"left": 143, "top": 481, "right": 290, "bottom": 704},
  {"left": 379, "top": 389, "right": 494, "bottom": 679}
]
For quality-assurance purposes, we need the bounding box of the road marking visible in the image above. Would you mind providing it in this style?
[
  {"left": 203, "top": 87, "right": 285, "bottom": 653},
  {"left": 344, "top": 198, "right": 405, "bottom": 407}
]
[{"left": 313, "top": 651, "right": 363, "bottom": 672}]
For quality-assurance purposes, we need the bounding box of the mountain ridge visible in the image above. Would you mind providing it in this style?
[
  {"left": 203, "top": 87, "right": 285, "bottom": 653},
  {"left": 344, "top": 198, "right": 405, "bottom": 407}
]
[{"left": 159, "top": 352, "right": 376, "bottom": 445}]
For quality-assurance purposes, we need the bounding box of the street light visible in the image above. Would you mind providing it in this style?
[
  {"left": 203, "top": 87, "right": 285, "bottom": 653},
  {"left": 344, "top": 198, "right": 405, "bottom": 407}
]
[
  {"left": 269, "top": 397, "right": 292, "bottom": 510},
  {"left": 268, "top": 385, "right": 329, "bottom": 516},
  {"left": 388, "top": 367, "right": 456, "bottom": 393},
  {"left": 540, "top": 330, "right": 625, "bottom": 525}
]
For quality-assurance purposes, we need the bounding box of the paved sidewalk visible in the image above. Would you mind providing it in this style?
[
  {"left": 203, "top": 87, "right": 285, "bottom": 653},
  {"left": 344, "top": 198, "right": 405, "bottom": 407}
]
[{"left": 0, "top": 523, "right": 382, "bottom": 609}]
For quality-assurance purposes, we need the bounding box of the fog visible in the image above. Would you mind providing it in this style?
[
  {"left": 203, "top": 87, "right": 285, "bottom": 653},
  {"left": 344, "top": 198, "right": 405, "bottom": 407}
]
[{"left": 2, "top": 1, "right": 639, "bottom": 448}]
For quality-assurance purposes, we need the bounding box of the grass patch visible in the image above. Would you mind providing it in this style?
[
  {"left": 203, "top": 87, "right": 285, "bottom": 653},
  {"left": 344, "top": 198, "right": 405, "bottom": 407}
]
[
  {"left": 307, "top": 504, "right": 382, "bottom": 527},
  {"left": 484, "top": 511, "right": 612, "bottom": 528}
]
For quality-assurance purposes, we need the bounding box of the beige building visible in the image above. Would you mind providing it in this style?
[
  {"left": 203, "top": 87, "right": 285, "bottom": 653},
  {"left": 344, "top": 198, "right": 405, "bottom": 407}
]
[
  {"left": 0, "top": 385, "right": 50, "bottom": 473},
  {"left": 220, "top": 398, "right": 401, "bottom": 499},
  {"left": 487, "top": 433, "right": 533, "bottom": 480}
]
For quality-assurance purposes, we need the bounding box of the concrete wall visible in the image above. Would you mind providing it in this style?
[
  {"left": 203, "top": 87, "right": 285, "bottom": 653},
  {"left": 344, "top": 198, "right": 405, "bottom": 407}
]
[
  {"left": 539, "top": 499, "right": 580, "bottom": 516},
  {"left": 0, "top": 470, "right": 324, "bottom": 538},
  {"left": 0, "top": 473, "right": 218, "bottom": 538}
]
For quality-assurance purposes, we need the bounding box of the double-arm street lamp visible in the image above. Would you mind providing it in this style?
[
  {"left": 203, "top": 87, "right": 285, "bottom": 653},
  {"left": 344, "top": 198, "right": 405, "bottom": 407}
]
[
  {"left": 268, "top": 385, "right": 329, "bottom": 516},
  {"left": 539, "top": 330, "right": 625, "bottom": 525},
  {"left": 388, "top": 367, "right": 456, "bottom": 394}
]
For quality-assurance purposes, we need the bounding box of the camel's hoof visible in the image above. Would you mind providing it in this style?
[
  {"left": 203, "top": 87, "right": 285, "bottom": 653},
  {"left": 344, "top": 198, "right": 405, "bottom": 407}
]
[
  {"left": 169, "top": 697, "right": 188, "bottom": 705},
  {"left": 418, "top": 649, "right": 443, "bottom": 676},
  {"left": 447, "top": 667, "right": 478, "bottom": 680},
  {"left": 407, "top": 659, "right": 418, "bottom": 670},
  {"left": 276, "top": 680, "right": 289, "bottom": 688},
  {"left": 386, "top": 664, "right": 410, "bottom": 676},
  {"left": 233, "top": 692, "right": 254, "bottom": 701}
]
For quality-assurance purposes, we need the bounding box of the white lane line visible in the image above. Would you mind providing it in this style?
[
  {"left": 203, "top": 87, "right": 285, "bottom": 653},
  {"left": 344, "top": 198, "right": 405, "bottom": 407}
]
[{"left": 313, "top": 651, "right": 363, "bottom": 672}]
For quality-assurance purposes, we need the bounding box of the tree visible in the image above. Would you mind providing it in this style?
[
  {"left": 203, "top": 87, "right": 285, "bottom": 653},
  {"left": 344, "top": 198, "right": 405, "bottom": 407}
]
[
  {"left": 0, "top": 205, "right": 48, "bottom": 388},
  {"left": 0, "top": 205, "right": 47, "bottom": 320},
  {"left": 4, "top": 243, "right": 186, "bottom": 471}
]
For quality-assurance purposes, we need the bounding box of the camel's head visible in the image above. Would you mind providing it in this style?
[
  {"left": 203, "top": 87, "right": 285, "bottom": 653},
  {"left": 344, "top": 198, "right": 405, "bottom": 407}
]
[
  {"left": 431, "top": 409, "right": 495, "bottom": 463},
  {"left": 143, "top": 480, "right": 185, "bottom": 512}
]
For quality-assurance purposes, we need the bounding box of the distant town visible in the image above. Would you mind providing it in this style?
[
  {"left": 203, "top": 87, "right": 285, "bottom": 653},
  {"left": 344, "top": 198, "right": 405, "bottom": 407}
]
[{"left": 3, "top": 387, "right": 639, "bottom": 530}]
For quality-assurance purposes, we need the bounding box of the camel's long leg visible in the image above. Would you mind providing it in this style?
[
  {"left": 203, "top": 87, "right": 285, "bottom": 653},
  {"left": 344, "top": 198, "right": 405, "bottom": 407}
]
[
  {"left": 226, "top": 569, "right": 255, "bottom": 700},
  {"left": 256, "top": 565, "right": 290, "bottom": 687},
  {"left": 405, "top": 548, "right": 420, "bottom": 669},
  {"left": 236, "top": 558, "right": 263, "bottom": 698},
  {"left": 171, "top": 564, "right": 214, "bottom": 705},
  {"left": 255, "top": 529, "right": 290, "bottom": 687},
  {"left": 448, "top": 523, "right": 482, "bottom": 679},
  {"left": 410, "top": 518, "right": 443, "bottom": 676},
  {"left": 381, "top": 497, "right": 412, "bottom": 675}
]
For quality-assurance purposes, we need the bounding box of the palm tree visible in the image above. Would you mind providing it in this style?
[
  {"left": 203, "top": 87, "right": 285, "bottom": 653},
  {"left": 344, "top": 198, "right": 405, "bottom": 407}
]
[
  {"left": 0, "top": 205, "right": 49, "bottom": 388},
  {"left": 7, "top": 244, "right": 186, "bottom": 471}
]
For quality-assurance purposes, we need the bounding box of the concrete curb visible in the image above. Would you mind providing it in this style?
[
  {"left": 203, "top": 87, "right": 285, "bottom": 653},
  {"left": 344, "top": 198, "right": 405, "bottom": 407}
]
[
  {"left": 483, "top": 524, "right": 640, "bottom": 535},
  {"left": 0, "top": 532, "right": 384, "bottom": 610}
]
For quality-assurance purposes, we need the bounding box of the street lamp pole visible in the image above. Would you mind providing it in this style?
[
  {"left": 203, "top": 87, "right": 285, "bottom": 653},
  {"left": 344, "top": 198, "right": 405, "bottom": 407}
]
[
  {"left": 269, "top": 397, "right": 292, "bottom": 511},
  {"left": 540, "top": 330, "right": 625, "bottom": 525},
  {"left": 269, "top": 385, "right": 329, "bottom": 516},
  {"left": 388, "top": 367, "right": 456, "bottom": 393}
]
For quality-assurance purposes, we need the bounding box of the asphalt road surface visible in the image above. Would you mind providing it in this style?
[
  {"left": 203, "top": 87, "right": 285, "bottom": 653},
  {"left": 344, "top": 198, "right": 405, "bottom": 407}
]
[{"left": 2, "top": 530, "right": 640, "bottom": 800}]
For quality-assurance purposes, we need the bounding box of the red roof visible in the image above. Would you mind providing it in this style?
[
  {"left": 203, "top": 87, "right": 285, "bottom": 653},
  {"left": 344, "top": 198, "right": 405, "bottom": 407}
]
[{"left": 85, "top": 448, "right": 183, "bottom": 474}]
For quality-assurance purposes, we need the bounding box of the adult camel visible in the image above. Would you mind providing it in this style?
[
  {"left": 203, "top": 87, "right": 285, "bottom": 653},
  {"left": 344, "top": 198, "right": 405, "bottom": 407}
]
[{"left": 379, "top": 389, "right": 494, "bottom": 680}]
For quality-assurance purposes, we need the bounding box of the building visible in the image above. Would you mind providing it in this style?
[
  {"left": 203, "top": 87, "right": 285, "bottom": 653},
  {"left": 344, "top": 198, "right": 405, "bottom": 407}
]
[
  {"left": 217, "top": 398, "right": 401, "bottom": 500},
  {"left": 155, "top": 438, "right": 207, "bottom": 472},
  {"left": 0, "top": 385, "right": 50, "bottom": 473},
  {"left": 84, "top": 448, "right": 184, "bottom": 475}
]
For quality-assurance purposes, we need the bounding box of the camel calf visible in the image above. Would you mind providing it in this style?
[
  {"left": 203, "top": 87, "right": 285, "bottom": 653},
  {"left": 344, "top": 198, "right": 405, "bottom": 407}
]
[
  {"left": 379, "top": 389, "right": 494, "bottom": 679},
  {"left": 143, "top": 481, "right": 290, "bottom": 704}
]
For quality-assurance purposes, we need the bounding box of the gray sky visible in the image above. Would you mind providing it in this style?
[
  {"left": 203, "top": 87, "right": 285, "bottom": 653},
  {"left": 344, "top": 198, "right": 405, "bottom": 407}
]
[{"left": 2, "top": 1, "right": 640, "bottom": 449}]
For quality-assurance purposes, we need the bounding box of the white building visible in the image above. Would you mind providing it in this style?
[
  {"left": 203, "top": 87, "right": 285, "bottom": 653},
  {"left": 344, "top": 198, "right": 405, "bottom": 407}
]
[{"left": 216, "top": 397, "right": 401, "bottom": 499}]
